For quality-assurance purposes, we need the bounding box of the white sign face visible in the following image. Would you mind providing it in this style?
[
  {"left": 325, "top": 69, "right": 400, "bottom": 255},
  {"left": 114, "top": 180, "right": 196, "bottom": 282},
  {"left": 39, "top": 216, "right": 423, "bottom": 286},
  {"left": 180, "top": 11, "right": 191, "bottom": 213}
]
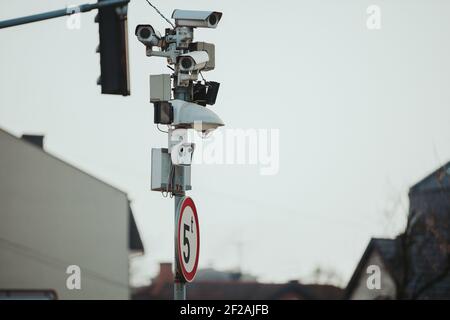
[{"left": 177, "top": 197, "right": 200, "bottom": 282}]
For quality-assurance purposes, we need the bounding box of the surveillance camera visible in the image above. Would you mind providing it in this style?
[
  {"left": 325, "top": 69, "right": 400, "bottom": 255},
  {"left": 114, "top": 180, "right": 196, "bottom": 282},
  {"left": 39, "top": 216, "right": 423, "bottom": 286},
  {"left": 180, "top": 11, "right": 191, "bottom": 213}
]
[
  {"left": 177, "top": 51, "right": 209, "bottom": 72},
  {"left": 172, "top": 9, "right": 222, "bottom": 29},
  {"left": 169, "top": 129, "right": 195, "bottom": 166},
  {"left": 135, "top": 24, "right": 161, "bottom": 47}
]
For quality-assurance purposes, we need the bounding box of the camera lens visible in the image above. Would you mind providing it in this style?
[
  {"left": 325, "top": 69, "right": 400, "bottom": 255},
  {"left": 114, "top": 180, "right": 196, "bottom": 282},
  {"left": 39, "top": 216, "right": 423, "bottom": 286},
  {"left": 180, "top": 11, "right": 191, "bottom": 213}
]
[
  {"left": 208, "top": 14, "right": 217, "bottom": 26},
  {"left": 181, "top": 57, "right": 193, "bottom": 70},
  {"left": 139, "top": 27, "right": 151, "bottom": 39}
]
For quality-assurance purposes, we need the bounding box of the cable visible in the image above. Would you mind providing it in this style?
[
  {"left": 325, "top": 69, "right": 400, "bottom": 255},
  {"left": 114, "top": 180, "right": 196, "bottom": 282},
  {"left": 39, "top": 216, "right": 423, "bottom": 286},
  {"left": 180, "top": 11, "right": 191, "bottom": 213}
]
[
  {"left": 162, "top": 163, "right": 174, "bottom": 198},
  {"left": 145, "top": 0, "right": 175, "bottom": 28},
  {"left": 199, "top": 71, "right": 207, "bottom": 82}
]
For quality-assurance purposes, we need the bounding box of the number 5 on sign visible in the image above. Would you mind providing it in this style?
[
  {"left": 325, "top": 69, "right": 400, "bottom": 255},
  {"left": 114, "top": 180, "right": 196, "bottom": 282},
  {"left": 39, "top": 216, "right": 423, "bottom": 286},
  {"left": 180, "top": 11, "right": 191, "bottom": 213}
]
[{"left": 176, "top": 197, "right": 200, "bottom": 282}]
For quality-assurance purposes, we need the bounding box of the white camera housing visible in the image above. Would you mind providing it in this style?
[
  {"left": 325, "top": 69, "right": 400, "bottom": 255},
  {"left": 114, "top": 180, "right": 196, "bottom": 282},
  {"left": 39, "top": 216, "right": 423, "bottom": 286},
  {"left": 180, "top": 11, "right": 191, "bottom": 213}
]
[
  {"left": 178, "top": 51, "right": 209, "bottom": 72},
  {"left": 169, "top": 129, "right": 195, "bottom": 166},
  {"left": 172, "top": 10, "right": 222, "bottom": 29},
  {"left": 135, "top": 24, "right": 161, "bottom": 47}
]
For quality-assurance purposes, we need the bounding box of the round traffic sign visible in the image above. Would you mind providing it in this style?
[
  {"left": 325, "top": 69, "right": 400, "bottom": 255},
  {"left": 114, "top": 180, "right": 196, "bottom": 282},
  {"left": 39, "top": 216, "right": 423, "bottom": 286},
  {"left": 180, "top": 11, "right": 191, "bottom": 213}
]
[{"left": 176, "top": 197, "right": 200, "bottom": 282}]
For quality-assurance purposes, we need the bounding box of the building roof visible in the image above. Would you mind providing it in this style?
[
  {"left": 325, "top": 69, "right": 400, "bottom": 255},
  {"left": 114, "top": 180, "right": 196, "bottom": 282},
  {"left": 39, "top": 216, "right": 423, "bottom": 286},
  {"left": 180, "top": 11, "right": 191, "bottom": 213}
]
[
  {"left": 344, "top": 237, "right": 403, "bottom": 299},
  {"left": 405, "top": 161, "right": 450, "bottom": 298},
  {"left": 0, "top": 127, "right": 144, "bottom": 254},
  {"left": 195, "top": 268, "right": 257, "bottom": 282},
  {"left": 133, "top": 263, "right": 343, "bottom": 300},
  {"left": 129, "top": 204, "right": 144, "bottom": 253},
  {"left": 409, "top": 161, "right": 450, "bottom": 195},
  {"left": 132, "top": 262, "right": 343, "bottom": 300},
  {"left": 2, "top": 128, "right": 126, "bottom": 194},
  {"left": 133, "top": 281, "right": 343, "bottom": 300}
]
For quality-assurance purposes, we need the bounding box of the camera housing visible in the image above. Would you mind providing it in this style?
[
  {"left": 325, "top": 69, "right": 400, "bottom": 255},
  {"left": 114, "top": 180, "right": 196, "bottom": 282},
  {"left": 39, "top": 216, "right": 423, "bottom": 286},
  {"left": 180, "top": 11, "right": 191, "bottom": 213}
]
[
  {"left": 189, "top": 42, "right": 215, "bottom": 71},
  {"left": 172, "top": 10, "right": 222, "bottom": 29},
  {"left": 135, "top": 24, "right": 161, "bottom": 47},
  {"left": 169, "top": 129, "right": 195, "bottom": 166},
  {"left": 177, "top": 51, "right": 209, "bottom": 72}
]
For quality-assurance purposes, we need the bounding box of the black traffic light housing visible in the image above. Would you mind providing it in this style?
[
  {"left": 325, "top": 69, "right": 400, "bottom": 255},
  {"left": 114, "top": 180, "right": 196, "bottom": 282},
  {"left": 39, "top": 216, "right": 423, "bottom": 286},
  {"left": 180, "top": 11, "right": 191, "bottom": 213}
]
[{"left": 96, "top": 0, "right": 130, "bottom": 96}]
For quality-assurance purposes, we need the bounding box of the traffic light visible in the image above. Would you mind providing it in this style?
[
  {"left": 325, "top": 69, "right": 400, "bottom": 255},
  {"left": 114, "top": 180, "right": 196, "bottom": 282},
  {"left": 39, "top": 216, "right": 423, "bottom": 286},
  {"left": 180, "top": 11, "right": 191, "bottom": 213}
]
[{"left": 95, "top": 0, "right": 130, "bottom": 96}]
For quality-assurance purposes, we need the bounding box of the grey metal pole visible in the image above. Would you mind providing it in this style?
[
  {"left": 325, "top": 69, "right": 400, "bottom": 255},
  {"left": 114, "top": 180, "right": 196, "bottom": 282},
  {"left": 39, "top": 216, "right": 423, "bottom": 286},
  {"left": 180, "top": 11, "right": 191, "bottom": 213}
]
[
  {"left": 172, "top": 75, "right": 191, "bottom": 301},
  {"left": 0, "top": 0, "right": 129, "bottom": 29},
  {"left": 174, "top": 192, "right": 186, "bottom": 300},
  {"left": 174, "top": 280, "right": 186, "bottom": 300}
]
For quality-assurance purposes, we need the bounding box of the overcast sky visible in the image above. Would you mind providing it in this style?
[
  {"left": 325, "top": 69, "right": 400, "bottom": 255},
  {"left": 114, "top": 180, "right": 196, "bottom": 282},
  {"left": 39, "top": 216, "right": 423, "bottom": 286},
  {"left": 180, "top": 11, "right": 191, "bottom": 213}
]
[{"left": 1, "top": 0, "right": 450, "bottom": 287}]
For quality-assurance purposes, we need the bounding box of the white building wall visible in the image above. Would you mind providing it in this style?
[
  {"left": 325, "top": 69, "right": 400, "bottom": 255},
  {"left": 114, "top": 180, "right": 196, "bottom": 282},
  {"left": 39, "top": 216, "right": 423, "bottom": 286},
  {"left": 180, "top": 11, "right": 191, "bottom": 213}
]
[
  {"left": 349, "top": 251, "right": 397, "bottom": 300},
  {"left": 0, "top": 130, "right": 130, "bottom": 299}
]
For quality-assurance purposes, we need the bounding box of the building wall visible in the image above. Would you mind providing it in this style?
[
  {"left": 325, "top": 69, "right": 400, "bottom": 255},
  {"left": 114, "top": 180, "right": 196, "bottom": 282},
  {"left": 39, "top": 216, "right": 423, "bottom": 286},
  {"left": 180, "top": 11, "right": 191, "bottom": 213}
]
[
  {"left": 0, "top": 131, "right": 130, "bottom": 299},
  {"left": 349, "top": 251, "right": 397, "bottom": 300}
]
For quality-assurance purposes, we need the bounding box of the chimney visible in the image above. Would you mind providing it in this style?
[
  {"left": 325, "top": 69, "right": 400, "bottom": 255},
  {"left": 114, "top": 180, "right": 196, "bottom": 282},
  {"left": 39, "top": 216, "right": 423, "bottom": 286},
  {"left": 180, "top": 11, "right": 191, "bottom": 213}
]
[
  {"left": 21, "top": 134, "right": 44, "bottom": 149},
  {"left": 151, "top": 262, "right": 173, "bottom": 297},
  {"left": 157, "top": 262, "right": 173, "bottom": 284}
]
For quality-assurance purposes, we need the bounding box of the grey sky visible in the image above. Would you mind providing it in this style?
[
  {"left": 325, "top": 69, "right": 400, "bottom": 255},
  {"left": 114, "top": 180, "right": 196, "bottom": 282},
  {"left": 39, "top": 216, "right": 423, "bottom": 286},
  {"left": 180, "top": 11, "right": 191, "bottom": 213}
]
[{"left": 1, "top": 0, "right": 450, "bottom": 286}]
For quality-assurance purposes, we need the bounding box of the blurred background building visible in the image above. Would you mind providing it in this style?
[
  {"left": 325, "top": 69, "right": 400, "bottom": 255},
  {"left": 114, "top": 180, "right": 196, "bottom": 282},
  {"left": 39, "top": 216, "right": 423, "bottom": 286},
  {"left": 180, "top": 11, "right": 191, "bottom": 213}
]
[
  {"left": 346, "top": 162, "right": 450, "bottom": 299},
  {"left": 1, "top": 125, "right": 448, "bottom": 300},
  {"left": 132, "top": 262, "right": 343, "bottom": 300},
  {"left": 0, "top": 128, "right": 144, "bottom": 299}
]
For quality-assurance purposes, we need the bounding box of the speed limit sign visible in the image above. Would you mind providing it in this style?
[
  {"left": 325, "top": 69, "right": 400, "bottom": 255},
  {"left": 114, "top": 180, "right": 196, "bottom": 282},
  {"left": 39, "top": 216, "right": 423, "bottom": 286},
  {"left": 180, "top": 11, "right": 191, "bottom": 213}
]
[{"left": 176, "top": 197, "right": 200, "bottom": 282}]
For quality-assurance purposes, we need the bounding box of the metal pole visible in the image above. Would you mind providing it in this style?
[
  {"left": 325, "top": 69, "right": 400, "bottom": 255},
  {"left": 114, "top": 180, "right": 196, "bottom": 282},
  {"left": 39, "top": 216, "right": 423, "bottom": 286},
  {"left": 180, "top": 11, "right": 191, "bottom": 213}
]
[
  {"left": 174, "top": 280, "right": 186, "bottom": 300},
  {"left": 171, "top": 73, "right": 191, "bottom": 301},
  {"left": 174, "top": 192, "right": 186, "bottom": 300},
  {"left": 0, "top": 0, "right": 129, "bottom": 29}
]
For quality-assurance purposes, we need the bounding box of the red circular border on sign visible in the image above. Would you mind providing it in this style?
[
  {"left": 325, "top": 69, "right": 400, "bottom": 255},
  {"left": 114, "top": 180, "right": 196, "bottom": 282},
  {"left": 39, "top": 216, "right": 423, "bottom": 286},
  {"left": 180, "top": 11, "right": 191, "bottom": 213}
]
[{"left": 177, "top": 197, "right": 200, "bottom": 282}]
